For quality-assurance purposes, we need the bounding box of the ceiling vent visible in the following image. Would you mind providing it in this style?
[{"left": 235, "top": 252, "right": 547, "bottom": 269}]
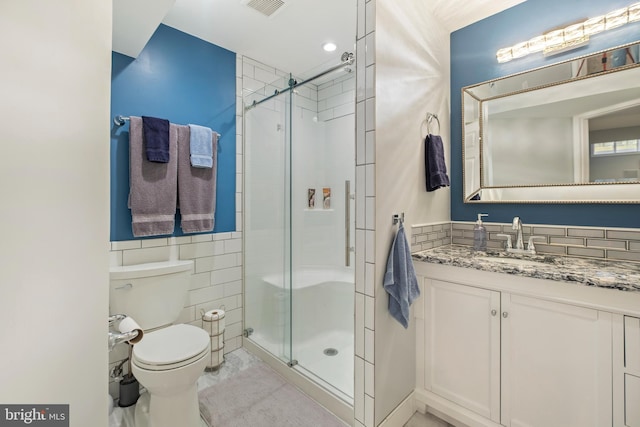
[{"left": 245, "top": 0, "right": 285, "bottom": 17}]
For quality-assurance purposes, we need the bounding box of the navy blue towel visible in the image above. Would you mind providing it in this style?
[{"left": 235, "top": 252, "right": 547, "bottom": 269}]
[
  {"left": 142, "top": 116, "right": 170, "bottom": 163},
  {"left": 383, "top": 223, "right": 420, "bottom": 329},
  {"left": 425, "top": 134, "right": 450, "bottom": 192}
]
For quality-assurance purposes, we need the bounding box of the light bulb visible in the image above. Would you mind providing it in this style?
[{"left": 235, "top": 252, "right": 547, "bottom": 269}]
[{"left": 322, "top": 42, "right": 337, "bottom": 52}]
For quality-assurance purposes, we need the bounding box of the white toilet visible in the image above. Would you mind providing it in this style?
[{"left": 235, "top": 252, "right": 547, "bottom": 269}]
[{"left": 110, "top": 260, "right": 210, "bottom": 427}]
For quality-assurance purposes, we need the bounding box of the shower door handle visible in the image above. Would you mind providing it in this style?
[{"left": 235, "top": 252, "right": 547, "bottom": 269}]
[{"left": 345, "top": 180, "right": 351, "bottom": 267}]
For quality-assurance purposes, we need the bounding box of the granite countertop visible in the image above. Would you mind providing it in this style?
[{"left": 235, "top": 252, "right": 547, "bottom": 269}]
[{"left": 412, "top": 245, "right": 640, "bottom": 292}]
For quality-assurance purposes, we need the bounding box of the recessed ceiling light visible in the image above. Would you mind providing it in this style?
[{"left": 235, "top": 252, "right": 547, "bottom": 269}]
[{"left": 322, "top": 42, "right": 337, "bottom": 52}]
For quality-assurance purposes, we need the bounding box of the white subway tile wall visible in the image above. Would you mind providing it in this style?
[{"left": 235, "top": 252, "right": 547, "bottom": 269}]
[
  {"left": 318, "top": 72, "right": 356, "bottom": 122},
  {"left": 355, "top": 0, "right": 375, "bottom": 425},
  {"left": 108, "top": 232, "right": 243, "bottom": 399}
]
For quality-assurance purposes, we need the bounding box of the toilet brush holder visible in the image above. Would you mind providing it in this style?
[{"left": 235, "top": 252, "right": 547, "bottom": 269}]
[
  {"left": 118, "top": 375, "right": 139, "bottom": 407},
  {"left": 118, "top": 343, "right": 139, "bottom": 407}
]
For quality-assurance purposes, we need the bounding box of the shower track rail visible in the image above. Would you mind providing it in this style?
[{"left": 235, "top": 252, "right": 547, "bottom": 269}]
[{"left": 244, "top": 52, "right": 355, "bottom": 111}]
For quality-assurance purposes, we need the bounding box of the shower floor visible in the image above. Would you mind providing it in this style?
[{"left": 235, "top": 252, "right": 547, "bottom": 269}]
[
  {"left": 249, "top": 329, "right": 354, "bottom": 403},
  {"left": 294, "top": 330, "right": 354, "bottom": 403}
]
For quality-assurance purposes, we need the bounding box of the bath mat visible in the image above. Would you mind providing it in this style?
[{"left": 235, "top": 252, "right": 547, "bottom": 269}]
[{"left": 198, "top": 362, "right": 347, "bottom": 427}]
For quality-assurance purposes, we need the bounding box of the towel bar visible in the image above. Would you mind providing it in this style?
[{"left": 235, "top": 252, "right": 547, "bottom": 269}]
[
  {"left": 113, "top": 115, "right": 130, "bottom": 126},
  {"left": 113, "top": 115, "right": 221, "bottom": 138}
]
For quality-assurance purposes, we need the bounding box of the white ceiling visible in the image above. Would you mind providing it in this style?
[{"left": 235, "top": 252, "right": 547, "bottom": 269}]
[
  {"left": 113, "top": 0, "right": 526, "bottom": 78},
  {"left": 113, "top": 0, "right": 176, "bottom": 58}
]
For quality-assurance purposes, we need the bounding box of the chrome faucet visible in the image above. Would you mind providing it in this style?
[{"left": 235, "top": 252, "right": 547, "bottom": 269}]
[
  {"left": 496, "top": 217, "right": 545, "bottom": 255},
  {"left": 512, "top": 216, "right": 524, "bottom": 250}
]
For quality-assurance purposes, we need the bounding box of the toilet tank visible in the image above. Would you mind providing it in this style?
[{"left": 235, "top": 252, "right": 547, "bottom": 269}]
[{"left": 109, "top": 260, "right": 194, "bottom": 330}]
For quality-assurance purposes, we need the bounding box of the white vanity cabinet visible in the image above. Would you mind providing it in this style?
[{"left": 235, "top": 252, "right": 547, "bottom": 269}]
[
  {"left": 415, "top": 263, "right": 631, "bottom": 427},
  {"left": 423, "top": 280, "right": 500, "bottom": 422},
  {"left": 500, "top": 293, "right": 611, "bottom": 427}
]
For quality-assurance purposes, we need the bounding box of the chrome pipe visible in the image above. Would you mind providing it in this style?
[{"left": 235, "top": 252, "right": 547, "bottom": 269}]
[
  {"left": 244, "top": 87, "right": 295, "bottom": 111},
  {"left": 245, "top": 52, "right": 355, "bottom": 111},
  {"left": 293, "top": 52, "right": 355, "bottom": 88}
]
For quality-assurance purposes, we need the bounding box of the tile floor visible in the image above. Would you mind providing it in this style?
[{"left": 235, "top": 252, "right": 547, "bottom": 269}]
[
  {"left": 108, "top": 347, "right": 454, "bottom": 427},
  {"left": 109, "top": 348, "right": 261, "bottom": 427}
]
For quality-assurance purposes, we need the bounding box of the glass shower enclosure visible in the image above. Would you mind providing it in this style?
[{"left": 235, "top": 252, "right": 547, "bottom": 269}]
[{"left": 244, "top": 57, "right": 355, "bottom": 403}]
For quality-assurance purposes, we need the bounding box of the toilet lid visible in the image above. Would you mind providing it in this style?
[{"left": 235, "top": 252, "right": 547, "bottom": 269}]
[{"left": 133, "top": 324, "right": 210, "bottom": 367}]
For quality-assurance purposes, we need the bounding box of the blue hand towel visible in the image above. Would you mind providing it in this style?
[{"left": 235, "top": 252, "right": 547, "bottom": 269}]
[
  {"left": 425, "top": 134, "right": 450, "bottom": 192},
  {"left": 142, "top": 116, "right": 170, "bottom": 163},
  {"left": 188, "top": 124, "right": 213, "bottom": 168},
  {"left": 383, "top": 223, "right": 420, "bottom": 329}
]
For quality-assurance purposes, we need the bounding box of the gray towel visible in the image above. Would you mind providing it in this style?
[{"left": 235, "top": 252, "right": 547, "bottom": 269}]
[
  {"left": 383, "top": 223, "right": 420, "bottom": 328},
  {"left": 177, "top": 125, "right": 218, "bottom": 233},
  {"left": 128, "top": 116, "right": 178, "bottom": 237}
]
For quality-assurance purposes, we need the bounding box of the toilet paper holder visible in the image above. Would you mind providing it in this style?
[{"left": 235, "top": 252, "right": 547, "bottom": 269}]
[
  {"left": 108, "top": 314, "right": 141, "bottom": 351},
  {"left": 109, "top": 314, "right": 127, "bottom": 326}
]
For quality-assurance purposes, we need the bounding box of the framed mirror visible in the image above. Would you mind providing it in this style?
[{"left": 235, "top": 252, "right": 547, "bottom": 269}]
[{"left": 463, "top": 40, "right": 640, "bottom": 203}]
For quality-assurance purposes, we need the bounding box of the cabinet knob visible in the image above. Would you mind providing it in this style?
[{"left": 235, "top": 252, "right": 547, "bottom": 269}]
[
  {"left": 502, "top": 311, "right": 509, "bottom": 318},
  {"left": 491, "top": 309, "right": 497, "bottom": 316}
]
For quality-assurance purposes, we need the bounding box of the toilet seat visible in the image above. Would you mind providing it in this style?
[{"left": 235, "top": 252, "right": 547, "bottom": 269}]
[{"left": 132, "top": 324, "right": 210, "bottom": 371}]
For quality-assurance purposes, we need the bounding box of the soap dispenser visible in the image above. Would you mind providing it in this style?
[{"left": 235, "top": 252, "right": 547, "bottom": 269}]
[{"left": 473, "top": 213, "right": 489, "bottom": 251}]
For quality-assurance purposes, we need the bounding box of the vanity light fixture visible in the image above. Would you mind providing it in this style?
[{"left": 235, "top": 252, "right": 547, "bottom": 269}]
[{"left": 497, "top": 2, "right": 640, "bottom": 63}]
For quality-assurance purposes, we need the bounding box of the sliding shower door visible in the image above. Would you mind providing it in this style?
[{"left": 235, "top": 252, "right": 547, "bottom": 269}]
[
  {"left": 244, "top": 66, "right": 355, "bottom": 403},
  {"left": 244, "top": 76, "right": 293, "bottom": 366},
  {"left": 288, "top": 77, "right": 355, "bottom": 402}
]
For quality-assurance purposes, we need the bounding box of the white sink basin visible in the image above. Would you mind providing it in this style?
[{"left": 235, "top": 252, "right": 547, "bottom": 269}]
[{"left": 477, "top": 256, "right": 546, "bottom": 267}]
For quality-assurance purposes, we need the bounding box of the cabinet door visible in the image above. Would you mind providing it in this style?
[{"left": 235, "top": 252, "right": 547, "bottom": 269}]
[
  {"left": 625, "top": 316, "right": 640, "bottom": 375},
  {"left": 626, "top": 374, "right": 640, "bottom": 427},
  {"left": 424, "top": 279, "right": 500, "bottom": 422},
  {"left": 501, "top": 294, "right": 612, "bottom": 427}
]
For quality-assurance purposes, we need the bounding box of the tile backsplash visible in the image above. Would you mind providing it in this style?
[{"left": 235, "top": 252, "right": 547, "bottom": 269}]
[
  {"left": 410, "top": 222, "right": 452, "bottom": 252},
  {"left": 411, "top": 221, "right": 640, "bottom": 263}
]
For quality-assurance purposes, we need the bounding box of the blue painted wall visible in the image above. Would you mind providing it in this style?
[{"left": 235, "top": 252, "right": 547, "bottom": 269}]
[
  {"left": 110, "top": 25, "right": 236, "bottom": 241},
  {"left": 451, "top": 0, "right": 640, "bottom": 227}
]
